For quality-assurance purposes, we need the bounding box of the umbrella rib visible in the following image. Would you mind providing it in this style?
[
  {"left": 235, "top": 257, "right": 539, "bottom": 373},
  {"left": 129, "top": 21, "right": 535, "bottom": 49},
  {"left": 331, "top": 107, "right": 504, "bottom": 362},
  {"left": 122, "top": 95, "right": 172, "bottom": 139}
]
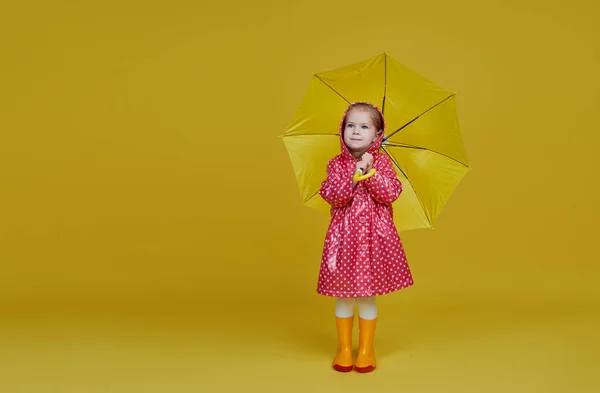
[
  {"left": 315, "top": 75, "right": 351, "bottom": 105},
  {"left": 384, "top": 94, "right": 454, "bottom": 140},
  {"left": 382, "top": 54, "right": 387, "bottom": 114},
  {"left": 282, "top": 133, "right": 339, "bottom": 138},
  {"left": 382, "top": 146, "right": 432, "bottom": 227},
  {"left": 305, "top": 190, "right": 321, "bottom": 204},
  {"left": 384, "top": 143, "right": 469, "bottom": 168},
  {"left": 381, "top": 146, "right": 409, "bottom": 179}
]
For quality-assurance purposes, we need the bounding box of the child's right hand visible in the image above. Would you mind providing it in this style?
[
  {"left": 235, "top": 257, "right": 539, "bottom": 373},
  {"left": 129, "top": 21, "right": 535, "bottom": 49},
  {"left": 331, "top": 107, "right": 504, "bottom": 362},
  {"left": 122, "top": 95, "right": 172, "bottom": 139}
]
[
  {"left": 356, "top": 160, "right": 368, "bottom": 175},
  {"left": 354, "top": 160, "right": 368, "bottom": 187}
]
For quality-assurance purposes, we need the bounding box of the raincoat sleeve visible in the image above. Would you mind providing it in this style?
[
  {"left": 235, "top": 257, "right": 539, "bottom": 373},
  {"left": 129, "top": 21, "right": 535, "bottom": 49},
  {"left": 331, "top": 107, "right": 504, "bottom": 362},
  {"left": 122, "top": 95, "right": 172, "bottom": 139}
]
[
  {"left": 364, "top": 154, "right": 403, "bottom": 205},
  {"left": 319, "top": 159, "right": 357, "bottom": 208}
]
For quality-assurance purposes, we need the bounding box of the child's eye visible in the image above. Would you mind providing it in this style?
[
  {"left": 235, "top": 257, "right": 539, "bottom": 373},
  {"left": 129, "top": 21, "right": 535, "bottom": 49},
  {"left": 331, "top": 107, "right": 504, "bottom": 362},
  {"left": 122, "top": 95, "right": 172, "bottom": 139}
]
[
  {"left": 347, "top": 124, "right": 354, "bottom": 128},
  {"left": 361, "top": 125, "right": 368, "bottom": 129}
]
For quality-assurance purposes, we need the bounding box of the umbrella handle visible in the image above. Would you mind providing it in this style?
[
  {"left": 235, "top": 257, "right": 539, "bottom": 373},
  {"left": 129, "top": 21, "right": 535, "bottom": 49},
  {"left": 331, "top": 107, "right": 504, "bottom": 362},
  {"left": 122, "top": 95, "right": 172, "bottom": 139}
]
[{"left": 354, "top": 168, "right": 376, "bottom": 182}]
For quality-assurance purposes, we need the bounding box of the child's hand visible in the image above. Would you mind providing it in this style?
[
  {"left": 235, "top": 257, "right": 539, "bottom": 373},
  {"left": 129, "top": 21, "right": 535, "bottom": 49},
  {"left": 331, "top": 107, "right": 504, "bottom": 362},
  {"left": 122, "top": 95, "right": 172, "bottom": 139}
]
[
  {"left": 362, "top": 153, "right": 374, "bottom": 173},
  {"left": 356, "top": 159, "right": 368, "bottom": 175}
]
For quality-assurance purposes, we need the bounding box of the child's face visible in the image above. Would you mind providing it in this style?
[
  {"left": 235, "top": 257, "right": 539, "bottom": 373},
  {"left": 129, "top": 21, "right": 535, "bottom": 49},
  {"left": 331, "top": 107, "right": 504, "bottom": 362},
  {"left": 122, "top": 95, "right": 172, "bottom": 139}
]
[{"left": 343, "top": 109, "right": 379, "bottom": 156}]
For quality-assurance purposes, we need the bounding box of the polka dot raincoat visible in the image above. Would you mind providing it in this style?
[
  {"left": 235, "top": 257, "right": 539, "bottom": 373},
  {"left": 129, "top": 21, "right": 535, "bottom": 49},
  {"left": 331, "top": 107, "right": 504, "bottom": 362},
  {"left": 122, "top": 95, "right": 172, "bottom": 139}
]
[{"left": 317, "top": 104, "right": 414, "bottom": 298}]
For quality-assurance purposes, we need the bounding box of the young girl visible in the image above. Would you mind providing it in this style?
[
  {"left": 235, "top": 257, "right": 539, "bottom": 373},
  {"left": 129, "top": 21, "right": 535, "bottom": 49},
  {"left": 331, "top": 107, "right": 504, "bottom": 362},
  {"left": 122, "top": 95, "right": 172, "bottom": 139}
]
[{"left": 318, "top": 102, "right": 414, "bottom": 373}]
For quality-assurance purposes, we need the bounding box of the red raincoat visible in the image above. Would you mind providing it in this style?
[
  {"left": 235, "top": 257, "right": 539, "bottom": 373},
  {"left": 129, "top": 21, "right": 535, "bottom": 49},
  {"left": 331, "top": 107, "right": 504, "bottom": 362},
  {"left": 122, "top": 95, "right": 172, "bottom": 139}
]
[{"left": 317, "top": 105, "right": 414, "bottom": 298}]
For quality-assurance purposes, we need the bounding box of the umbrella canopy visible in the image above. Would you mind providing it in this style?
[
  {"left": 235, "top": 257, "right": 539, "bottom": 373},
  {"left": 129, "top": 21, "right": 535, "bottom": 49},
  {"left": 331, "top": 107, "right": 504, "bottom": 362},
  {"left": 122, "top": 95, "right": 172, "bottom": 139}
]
[{"left": 281, "top": 53, "right": 470, "bottom": 231}]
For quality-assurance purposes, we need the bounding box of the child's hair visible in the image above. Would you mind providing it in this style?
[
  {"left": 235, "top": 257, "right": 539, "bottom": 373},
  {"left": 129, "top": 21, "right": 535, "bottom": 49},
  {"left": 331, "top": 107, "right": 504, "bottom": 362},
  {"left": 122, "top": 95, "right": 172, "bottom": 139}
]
[{"left": 342, "top": 102, "right": 384, "bottom": 133}]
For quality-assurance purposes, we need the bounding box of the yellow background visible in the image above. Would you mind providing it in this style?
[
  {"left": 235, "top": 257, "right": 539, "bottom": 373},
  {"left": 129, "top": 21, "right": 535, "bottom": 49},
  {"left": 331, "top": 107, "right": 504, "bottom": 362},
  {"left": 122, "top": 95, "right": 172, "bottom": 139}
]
[{"left": 1, "top": 1, "right": 599, "bottom": 392}]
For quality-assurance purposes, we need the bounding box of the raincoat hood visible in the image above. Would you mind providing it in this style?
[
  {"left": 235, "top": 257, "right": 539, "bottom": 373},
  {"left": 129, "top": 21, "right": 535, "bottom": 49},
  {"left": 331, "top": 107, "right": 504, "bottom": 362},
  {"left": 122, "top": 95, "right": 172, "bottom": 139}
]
[{"left": 339, "top": 102, "right": 386, "bottom": 161}]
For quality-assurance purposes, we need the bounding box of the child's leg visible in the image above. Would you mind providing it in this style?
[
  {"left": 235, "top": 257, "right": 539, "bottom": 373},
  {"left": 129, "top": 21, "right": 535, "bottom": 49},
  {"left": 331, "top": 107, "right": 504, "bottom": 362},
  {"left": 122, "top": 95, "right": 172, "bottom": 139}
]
[
  {"left": 336, "top": 297, "right": 356, "bottom": 318},
  {"left": 357, "top": 296, "right": 377, "bottom": 320},
  {"left": 355, "top": 296, "right": 377, "bottom": 372},
  {"left": 333, "top": 297, "right": 355, "bottom": 372}
]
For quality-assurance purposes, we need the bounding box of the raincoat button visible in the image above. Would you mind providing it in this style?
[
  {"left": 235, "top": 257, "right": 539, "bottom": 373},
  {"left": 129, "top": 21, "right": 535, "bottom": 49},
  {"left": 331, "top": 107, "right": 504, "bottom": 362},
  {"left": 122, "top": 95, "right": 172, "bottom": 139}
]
[
  {"left": 361, "top": 244, "right": 369, "bottom": 251},
  {"left": 359, "top": 217, "right": 366, "bottom": 224}
]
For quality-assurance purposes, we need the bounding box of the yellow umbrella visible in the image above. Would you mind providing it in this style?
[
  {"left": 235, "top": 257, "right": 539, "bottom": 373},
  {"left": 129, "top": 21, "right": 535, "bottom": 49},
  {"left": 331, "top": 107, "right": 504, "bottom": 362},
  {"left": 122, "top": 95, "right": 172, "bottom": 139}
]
[{"left": 281, "top": 53, "right": 470, "bottom": 231}]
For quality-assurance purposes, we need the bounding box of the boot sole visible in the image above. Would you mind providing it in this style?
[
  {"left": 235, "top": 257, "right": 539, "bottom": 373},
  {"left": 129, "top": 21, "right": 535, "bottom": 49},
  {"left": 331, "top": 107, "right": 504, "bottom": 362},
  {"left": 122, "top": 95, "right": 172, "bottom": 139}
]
[
  {"left": 354, "top": 365, "right": 375, "bottom": 373},
  {"left": 333, "top": 364, "right": 354, "bottom": 372}
]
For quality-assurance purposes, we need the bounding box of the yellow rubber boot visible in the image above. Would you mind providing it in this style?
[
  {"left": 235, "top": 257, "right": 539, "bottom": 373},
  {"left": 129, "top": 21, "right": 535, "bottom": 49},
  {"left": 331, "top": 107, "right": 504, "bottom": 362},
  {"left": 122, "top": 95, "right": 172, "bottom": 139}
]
[
  {"left": 333, "top": 316, "right": 354, "bottom": 372},
  {"left": 355, "top": 317, "right": 376, "bottom": 373}
]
